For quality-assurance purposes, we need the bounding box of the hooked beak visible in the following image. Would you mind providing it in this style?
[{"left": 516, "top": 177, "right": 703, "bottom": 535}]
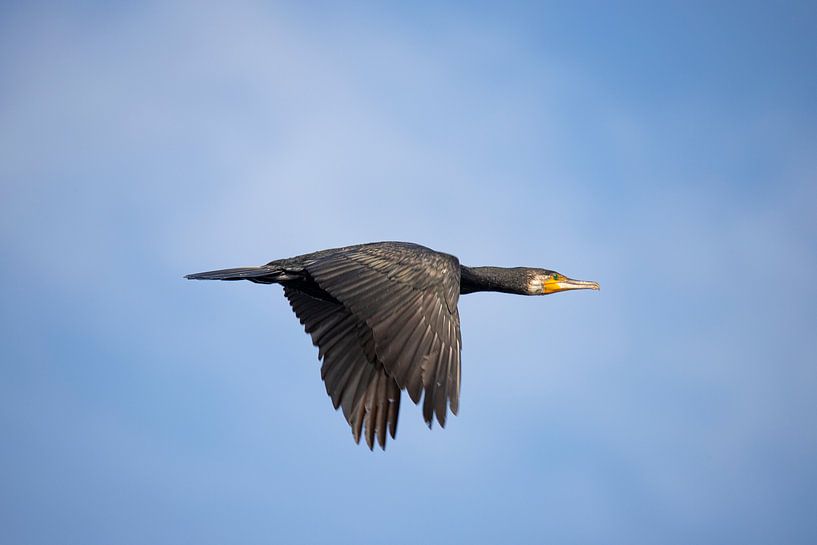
[{"left": 543, "top": 276, "right": 600, "bottom": 294}]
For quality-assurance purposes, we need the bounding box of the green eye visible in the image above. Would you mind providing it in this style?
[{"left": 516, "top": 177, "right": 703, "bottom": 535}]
[{"left": 552, "top": 274, "right": 560, "bottom": 280}]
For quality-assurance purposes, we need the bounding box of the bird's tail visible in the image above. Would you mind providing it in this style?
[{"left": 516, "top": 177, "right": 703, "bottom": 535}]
[{"left": 185, "top": 266, "right": 284, "bottom": 284}]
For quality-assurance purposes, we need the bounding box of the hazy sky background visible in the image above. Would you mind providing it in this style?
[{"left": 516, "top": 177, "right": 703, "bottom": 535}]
[{"left": 2, "top": 2, "right": 816, "bottom": 544}]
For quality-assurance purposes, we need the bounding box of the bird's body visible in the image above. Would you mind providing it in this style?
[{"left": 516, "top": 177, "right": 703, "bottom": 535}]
[{"left": 186, "top": 241, "right": 598, "bottom": 449}]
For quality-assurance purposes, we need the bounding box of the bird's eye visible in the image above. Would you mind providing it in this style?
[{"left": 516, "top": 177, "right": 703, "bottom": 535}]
[{"left": 551, "top": 274, "right": 560, "bottom": 280}]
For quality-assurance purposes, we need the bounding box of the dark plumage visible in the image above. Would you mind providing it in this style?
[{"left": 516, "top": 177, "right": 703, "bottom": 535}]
[{"left": 186, "top": 241, "right": 598, "bottom": 449}]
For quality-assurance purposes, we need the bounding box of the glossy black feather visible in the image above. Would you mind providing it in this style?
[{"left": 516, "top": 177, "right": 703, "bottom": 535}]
[
  {"left": 284, "top": 286, "right": 401, "bottom": 448},
  {"left": 306, "top": 244, "right": 461, "bottom": 428}
]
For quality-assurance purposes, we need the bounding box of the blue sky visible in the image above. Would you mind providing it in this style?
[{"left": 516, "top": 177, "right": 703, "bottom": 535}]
[{"left": 1, "top": 2, "right": 816, "bottom": 544}]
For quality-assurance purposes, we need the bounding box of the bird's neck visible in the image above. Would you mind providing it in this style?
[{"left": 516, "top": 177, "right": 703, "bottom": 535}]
[{"left": 459, "top": 266, "right": 532, "bottom": 295}]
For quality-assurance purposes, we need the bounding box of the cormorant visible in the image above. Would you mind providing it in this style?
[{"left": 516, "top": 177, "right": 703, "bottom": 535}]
[{"left": 186, "top": 241, "right": 599, "bottom": 449}]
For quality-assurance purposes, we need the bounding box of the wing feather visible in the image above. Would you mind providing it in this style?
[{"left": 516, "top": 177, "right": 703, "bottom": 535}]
[
  {"left": 386, "top": 379, "right": 400, "bottom": 438},
  {"left": 306, "top": 243, "right": 462, "bottom": 428},
  {"left": 284, "top": 286, "right": 401, "bottom": 449}
]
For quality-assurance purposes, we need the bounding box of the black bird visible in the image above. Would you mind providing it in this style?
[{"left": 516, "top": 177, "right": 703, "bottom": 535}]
[{"left": 186, "top": 241, "right": 599, "bottom": 449}]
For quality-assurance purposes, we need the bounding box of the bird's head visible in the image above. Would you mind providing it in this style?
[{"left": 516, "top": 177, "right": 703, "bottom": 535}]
[{"left": 527, "top": 269, "right": 600, "bottom": 295}]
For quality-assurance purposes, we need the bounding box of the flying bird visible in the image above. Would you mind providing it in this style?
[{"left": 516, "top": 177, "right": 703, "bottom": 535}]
[{"left": 186, "top": 241, "right": 599, "bottom": 449}]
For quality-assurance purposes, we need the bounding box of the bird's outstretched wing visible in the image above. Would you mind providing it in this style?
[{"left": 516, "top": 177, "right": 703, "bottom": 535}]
[
  {"left": 305, "top": 243, "right": 462, "bottom": 428},
  {"left": 285, "top": 286, "right": 400, "bottom": 449}
]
